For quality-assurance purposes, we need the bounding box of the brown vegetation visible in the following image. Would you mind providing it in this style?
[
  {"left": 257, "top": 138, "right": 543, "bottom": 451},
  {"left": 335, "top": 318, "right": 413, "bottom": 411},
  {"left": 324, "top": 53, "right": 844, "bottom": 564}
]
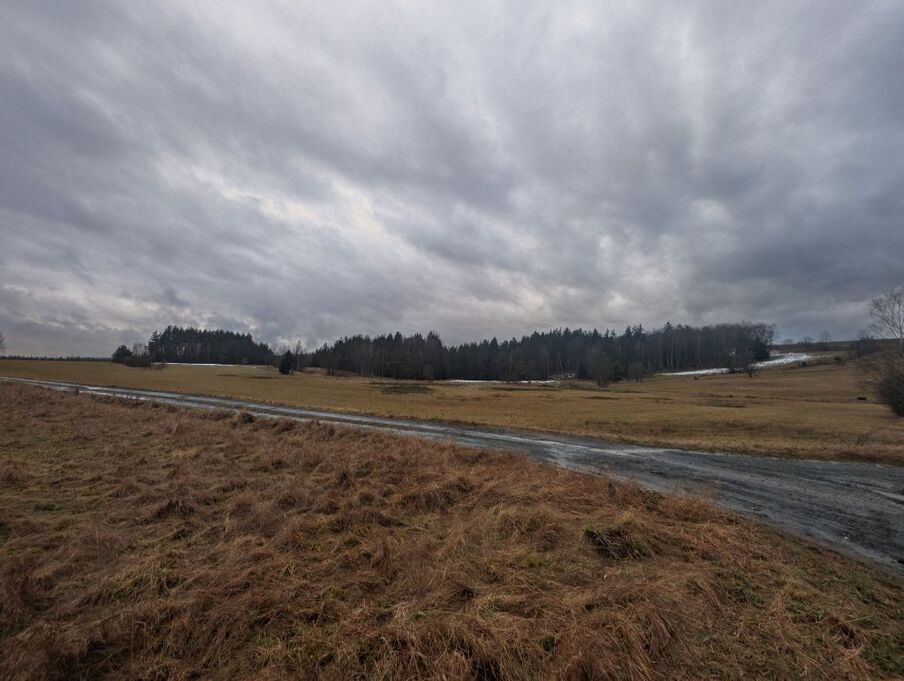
[
  {"left": 2, "top": 358, "right": 904, "bottom": 463},
  {"left": 0, "top": 383, "right": 901, "bottom": 679},
  {"left": 860, "top": 351, "right": 904, "bottom": 417}
]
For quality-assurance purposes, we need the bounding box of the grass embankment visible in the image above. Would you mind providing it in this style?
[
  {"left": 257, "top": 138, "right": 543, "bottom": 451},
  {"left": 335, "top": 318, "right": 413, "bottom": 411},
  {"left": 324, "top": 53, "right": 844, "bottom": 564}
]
[
  {"left": 0, "top": 383, "right": 902, "bottom": 679},
  {"left": 1, "top": 358, "right": 902, "bottom": 464}
]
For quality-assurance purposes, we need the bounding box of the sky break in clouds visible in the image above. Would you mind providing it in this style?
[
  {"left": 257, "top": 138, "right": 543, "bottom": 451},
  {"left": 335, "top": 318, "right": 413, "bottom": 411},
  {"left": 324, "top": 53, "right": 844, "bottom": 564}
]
[{"left": 1, "top": 1, "right": 903, "bottom": 356}]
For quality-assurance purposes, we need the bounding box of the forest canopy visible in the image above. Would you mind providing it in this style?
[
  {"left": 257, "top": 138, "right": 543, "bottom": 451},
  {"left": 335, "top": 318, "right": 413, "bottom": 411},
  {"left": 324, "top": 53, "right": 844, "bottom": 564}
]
[
  {"left": 135, "top": 326, "right": 275, "bottom": 365},
  {"left": 119, "top": 322, "right": 774, "bottom": 384},
  {"left": 308, "top": 322, "right": 775, "bottom": 383}
]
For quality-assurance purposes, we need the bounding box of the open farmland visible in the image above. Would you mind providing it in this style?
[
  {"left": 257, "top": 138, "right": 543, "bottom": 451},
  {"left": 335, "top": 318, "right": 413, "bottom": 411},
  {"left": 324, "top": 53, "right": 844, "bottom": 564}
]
[
  {"left": 1, "top": 357, "right": 902, "bottom": 464},
  {"left": 1, "top": 382, "right": 902, "bottom": 679}
]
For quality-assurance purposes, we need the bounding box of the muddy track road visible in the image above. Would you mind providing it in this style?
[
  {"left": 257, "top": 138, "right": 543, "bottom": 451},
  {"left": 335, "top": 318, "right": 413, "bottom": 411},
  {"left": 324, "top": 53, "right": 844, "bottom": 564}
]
[{"left": 4, "top": 376, "right": 903, "bottom": 575}]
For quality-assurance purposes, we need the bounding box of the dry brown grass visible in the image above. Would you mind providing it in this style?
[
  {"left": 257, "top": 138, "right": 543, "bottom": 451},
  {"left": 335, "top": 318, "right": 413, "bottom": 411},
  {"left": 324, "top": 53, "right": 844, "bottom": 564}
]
[
  {"left": 0, "top": 383, "right": 901, "bottom": 680},
  {"left": 2, "top": 358, "right": 903, "bottom": 464}
]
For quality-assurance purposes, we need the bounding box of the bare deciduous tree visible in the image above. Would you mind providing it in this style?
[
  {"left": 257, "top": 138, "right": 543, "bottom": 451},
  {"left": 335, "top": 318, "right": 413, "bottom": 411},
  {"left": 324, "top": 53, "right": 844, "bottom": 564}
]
[
  {"left": 0, "top": 332, "right": 5, "bottom": 355},
  {"left": 864, "top": 287, "right": 904, "bottom": 416},
  {"left": 293, "top": 340, "right": 305, "bottom": 370},
  {"left": 869, "top": 287, "right": 904, "bottom": 350}
]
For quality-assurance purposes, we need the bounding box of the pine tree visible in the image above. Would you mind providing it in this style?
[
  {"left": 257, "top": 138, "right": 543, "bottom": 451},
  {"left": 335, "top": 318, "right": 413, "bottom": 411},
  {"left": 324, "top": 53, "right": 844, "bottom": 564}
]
[
  {"left": 279, "top": 350, "right": 295, "bottom": 375},
  {"left": 112, "top": 345, "right": 133, "bottom": 363}
]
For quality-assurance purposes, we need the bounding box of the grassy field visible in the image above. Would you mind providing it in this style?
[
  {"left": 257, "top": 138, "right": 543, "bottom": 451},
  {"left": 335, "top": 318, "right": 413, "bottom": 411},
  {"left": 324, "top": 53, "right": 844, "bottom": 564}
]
[
  {"left": 0, "top": 382, "right": 901, "bottom": 679},
  {"left": 1, "top": 358, "right": 902, "bottom": 464}
]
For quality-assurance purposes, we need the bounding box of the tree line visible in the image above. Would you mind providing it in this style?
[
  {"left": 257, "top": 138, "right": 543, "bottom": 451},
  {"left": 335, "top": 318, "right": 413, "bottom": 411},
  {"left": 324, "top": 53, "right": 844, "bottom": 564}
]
[
  {"left": 113, "top": 326, "right": 274, "bottom": 366},
  {"left": 112, "top": 322, "right": 774, "bottom": 384},
  {"left": 307, "top": 322, "right": 775, "bottom": 384}
]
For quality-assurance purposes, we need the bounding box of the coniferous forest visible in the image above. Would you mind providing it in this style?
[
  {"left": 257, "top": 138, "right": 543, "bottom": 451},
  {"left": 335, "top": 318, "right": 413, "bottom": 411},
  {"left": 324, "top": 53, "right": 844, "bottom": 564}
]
[
  {"left": 144, "top": 327, "right": 274, "bottom": 365},
  {"left": 308, "top": 323, "right": 774, "bottom": 383},
  {"left": 118, "top": 322, "right": 774, "bottom": 384}
]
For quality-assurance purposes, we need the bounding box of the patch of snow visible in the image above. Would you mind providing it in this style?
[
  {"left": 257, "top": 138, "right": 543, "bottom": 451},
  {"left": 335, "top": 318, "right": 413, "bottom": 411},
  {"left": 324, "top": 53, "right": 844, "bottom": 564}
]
[
  {"left": 171, "top": 363, "right": 262, "bottom": 367},
  {"left": 752, "top": 352, "right": 814, "bottom": 368},
  {"left": 666, "top": 367, "right": 731, "bottom": 377},
  {"left": 447, "top": 379, "right": 558, "bottom": 385},
  {"left": 662, "top": 352, "right": 815, "bottom": 377}
]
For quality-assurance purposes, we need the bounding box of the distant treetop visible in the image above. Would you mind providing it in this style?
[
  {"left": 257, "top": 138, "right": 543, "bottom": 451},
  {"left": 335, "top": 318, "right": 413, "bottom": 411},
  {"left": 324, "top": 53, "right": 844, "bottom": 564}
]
[{"left": 145, "top": 326, "right": 274, "bottom": 365}]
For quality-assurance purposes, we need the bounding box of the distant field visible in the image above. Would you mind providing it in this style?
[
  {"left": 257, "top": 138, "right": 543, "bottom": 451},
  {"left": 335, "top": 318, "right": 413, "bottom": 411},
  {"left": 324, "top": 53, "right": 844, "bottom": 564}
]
[
  {"left": 1, "top": 383, "right": 901, "bottom": 679},
  {"left": 2, "top": 357, "right": 903, "bottom": 464}
]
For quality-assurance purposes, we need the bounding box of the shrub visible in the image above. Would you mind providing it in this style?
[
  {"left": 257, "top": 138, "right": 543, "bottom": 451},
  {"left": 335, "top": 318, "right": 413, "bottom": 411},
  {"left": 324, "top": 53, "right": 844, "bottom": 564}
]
[
  {"left": 124, "top": 354, "right": 151, "bottom": 368},
  {"left": 876, "top": 369, "right": 904, "bottom": 416},
  {"left": 865, "top": 351, "right": 904, "bottom": 417}
]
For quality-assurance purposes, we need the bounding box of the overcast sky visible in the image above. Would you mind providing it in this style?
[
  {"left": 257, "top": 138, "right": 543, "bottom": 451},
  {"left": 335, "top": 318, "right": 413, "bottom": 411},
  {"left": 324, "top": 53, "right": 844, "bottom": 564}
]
[{"left": 1, "top": 2, "right": 902, "bottom": 356}]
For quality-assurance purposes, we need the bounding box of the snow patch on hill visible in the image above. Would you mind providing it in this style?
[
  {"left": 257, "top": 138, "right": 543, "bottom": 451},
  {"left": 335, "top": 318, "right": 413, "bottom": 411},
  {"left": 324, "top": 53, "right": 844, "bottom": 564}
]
[{"left": 664, "top": 352, "right": 815, "bottom": 377}]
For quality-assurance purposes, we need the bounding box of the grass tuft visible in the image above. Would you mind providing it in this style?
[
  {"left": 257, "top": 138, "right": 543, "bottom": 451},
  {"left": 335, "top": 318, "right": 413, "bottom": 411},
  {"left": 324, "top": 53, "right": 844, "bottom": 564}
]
[{"left": 584, "top": 515, "right": 655, "bottom": 560}]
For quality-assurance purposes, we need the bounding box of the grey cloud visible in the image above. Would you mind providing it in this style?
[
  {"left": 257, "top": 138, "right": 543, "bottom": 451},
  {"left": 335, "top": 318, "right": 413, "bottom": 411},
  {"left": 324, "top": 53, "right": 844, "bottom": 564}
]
[{"left": 1, "top": 1, "right": 902, "bottom": 356}]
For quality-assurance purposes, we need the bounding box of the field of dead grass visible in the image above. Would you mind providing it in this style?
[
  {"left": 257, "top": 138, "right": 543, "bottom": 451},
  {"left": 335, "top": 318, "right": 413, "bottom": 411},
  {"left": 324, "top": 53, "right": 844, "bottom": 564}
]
[
  {"left": 0, "top": 383, "right": 901, "bottom": 679},
  {"left": 1, "top": 358, "right": 902, "bottom": 464}
]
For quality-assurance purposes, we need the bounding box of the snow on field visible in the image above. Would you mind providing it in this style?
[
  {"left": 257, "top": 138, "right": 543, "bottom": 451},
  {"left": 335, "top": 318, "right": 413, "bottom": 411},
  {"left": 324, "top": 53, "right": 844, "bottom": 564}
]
[
  {"left": 663, "top": 352, "right": 815, "bottom": 377},
  {"left": 448, "top": 379, "right": 559, "bottom": 385},
  {"left": 666, "top": 367, "right": 731, "bottom": 377},
  {"left": 751, "top": 352, "right": 814, "bottom": 368},
  {"left": 172, "top": 363, "right": 269, "bottom": 368}
]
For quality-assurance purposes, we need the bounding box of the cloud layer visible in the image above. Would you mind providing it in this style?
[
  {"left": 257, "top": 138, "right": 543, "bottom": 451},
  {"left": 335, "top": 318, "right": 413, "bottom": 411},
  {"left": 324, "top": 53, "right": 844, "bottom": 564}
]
[{"left": 2, "top": 1, "right": 902, "bottom": 355}]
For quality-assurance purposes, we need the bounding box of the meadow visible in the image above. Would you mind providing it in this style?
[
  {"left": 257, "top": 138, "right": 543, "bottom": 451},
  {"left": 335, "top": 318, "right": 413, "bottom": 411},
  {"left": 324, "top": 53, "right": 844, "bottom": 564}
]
[
  {"left": 0, "top": 382, "right": 901, "bottom": 679},
  {"left": 1, "top": 357, "right": 902, "bottom": 464}
]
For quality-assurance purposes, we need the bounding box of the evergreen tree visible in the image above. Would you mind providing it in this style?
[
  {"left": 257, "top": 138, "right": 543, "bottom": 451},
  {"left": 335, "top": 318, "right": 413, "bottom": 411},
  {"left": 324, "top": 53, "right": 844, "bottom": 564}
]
[
  {"left": 279, "top": 350, "right": 295, "bottom": 375},
  {"left": 112, "top": 345, "right": 133, "bottom": 363}
]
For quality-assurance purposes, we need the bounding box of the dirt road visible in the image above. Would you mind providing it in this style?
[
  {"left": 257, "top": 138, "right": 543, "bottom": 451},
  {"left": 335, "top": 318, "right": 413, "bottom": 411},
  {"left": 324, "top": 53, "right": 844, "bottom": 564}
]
[{"left": 5, "top": 376, "right": 902, "bottom": 574}]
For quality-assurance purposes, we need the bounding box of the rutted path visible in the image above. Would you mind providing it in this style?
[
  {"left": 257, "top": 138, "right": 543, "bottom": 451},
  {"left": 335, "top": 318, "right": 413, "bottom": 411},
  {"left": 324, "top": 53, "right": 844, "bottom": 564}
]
[{"left": 4, "top": 376, "right": 902, "bottom": 574}]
